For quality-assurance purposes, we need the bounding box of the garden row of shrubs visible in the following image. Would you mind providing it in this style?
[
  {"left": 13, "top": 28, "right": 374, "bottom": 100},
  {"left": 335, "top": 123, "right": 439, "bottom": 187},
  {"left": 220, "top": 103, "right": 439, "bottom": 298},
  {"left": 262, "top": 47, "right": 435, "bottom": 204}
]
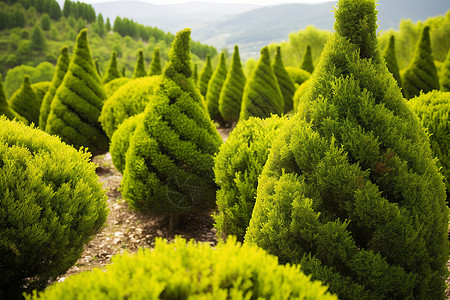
[{"left": 1, "top": 0, "right": 449, "bottom": 298}]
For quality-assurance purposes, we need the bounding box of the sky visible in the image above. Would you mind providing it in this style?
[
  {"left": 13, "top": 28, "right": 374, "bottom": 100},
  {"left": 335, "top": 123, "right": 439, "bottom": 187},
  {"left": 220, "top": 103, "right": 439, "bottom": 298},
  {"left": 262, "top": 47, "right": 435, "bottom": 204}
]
[{"left": 74, "top": 0, "right": 333, "bottom": 5}]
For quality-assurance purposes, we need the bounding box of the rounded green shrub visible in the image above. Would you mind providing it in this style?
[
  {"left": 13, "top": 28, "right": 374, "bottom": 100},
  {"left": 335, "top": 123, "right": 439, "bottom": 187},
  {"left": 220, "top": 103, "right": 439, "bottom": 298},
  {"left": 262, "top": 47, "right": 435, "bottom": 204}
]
[
  {"left": 198, "top": 53, "right": 213, "bottom": 97},
  {"left": 219, "top": 45, "right": 246, "bottom": 125},
  {"left": 0, "top": 74, "right": 27, "bottom": 124},
  {"left": 206, "top": 51, "right": 227, "bottom": 124},
  {"left": 46, "top": 29, "right": 109, "bottom": 156},
  {"left": 440, "top": 48, "right": 450, "bottom": 92},
  {"left": 39, "top": 46, "right": 70, "bottom": 130},
  {"left": 409, "top": 90, "right": 450, "bottom": 200},
  {"left": 31, "top": 81, "right": 50, "bottom": 105},
  {"left": 149, "top": 47, "right": 162, "bottom": 76},
  {"left": 99, "top": 76, "right": 161, "bottom": 139},
  {"left": 300, "top": 44, "right": 315, "bottom": 73},
  {"left": 132, "top": 49, "right": 147, "bottom": 79},
  {"left": 382, "top": 35, "right": 402, "bottom": 88},
  {"left": 121, "top": 29, "right": 222, "bottom": 228},
  {"left": 286, "top": 66, "right": 312, "bottom": 86},
  {"left": 402, "top": 26, "right": 440, "bottom": 99},
  {"left": 27, "top": 237, "right": 337, "bottom": 300},
  {"left": 104, "top": 77, "right": 131, "bottom": 98},
  {"left": 102, "top": 51, "right": 121, "bottom": 84},
  {"left": 273, "top": 46, "right": 296, "bottom": 113},
  {"left": 214, "top": 115, "right": 286, "bottom": 241},
  {"left": 0, "top": 117, "right": 108, "bottom": 298},
  {"left": 110, "top": 112, "right": 144, "bottom": 174},
  {"left": 245, "top": 0, "right": 449, "bottom": 299},
  {"left": 240, "top": 46, "right": 284, "bottom": 120},
  {"left": 8, "top": 75, "right": 40, "bottom": 125}
]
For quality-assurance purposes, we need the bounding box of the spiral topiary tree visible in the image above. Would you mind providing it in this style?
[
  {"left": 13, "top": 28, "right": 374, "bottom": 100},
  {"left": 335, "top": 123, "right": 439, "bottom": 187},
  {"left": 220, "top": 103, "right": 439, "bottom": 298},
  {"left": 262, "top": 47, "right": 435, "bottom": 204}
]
[
  {"left": 198, "top": 54, "right": 213, "bottom": 97},
  {"left": 402, "top": 26, "right": 440, "bottom": 99},
  {"left": 102, "top": 51, "right": 121, "bottom": 84},
  {"left": 240, "top": 46, "right": 284, "bottom": 120},
  {"left": 149, "top": 47, "right": 162, "bottom": 76},
  {"left": 0, "top": 74, "right": 27, "bottom": 123},
  {"left": 39, "top": 46, "right": 70, "bottom": 130},
  {"left": 0, "top": 117, "right": 107, "bottom": 299},
  {"left": 245, "top": 0, "right": 449, "bottom": 299},
  {"left": 218, "top": 45, "right": 246, "bottom": 125},
  {"left": 300, "top": 44, "right": 315, "bottom": 73},
  {"left": 273, "top": 46, "right": 296, "bottom": 113},
  {"left": 383, "top": 35, "right": 402, "bottom": 88},
  {"left": 132, "top": 49, "right": 147, "bottom": 79},
  {"left": 46, "top": 29, "right": 109, "bottom": 156},
  {"left": 440, "top": 48, "right": 450, "bottom": 91},
  {"left": 8, "top": 75, "right": 40, "bottom": 125},
  {"left": 121, "top": 28, "right": 222, "bottom": 230},
  {"left": 206, "top": 51, "right": 227, "bottom": 124},
  {"left": 214, "top": 115, "right": 286, "bottom": 241},
  {"left": 286, "top": 66, "right": 312, "bottom": 85}
]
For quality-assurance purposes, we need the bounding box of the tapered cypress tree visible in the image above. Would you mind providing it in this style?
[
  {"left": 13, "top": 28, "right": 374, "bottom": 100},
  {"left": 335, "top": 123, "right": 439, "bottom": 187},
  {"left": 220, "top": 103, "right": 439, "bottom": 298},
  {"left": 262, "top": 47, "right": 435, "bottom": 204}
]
[
  {"left": 132, "top": 49, "right": 147, "bottom": 79},
  {"left": 102, "top": 51, "right": 121, "bottom": 84},
  {"left": 245, "top": 0, "right": 448, "bottom": 299},
  {"left": 149, "top": 47, "right": 162, "bottom": 76},
  {"left": 121, "top": 29, "right": 222, "bottom": 230},
  {"left": 273, "top": 46, "right": 296, "bottom": 113},
  {"left": 0, "top": 74, "right": 27, "bottom": 123},
  {"left": 383, "top": 35, "right": 402, "bottom": 88},
  {"left": 440, "top": 48, "right": 450, "bottom": 91},
  {"left": 300, "top": 44, "right": 314, "bottom": 73},
  {"left": 198, "top": 54, "right": 213, "bottom": 97},
  {"left": 46, "top": 29, "right": 109, "bottom": 156},
  {"left": 219, "top": 45, "right": 246, "bottom": 124},
  {"left": 40, "top": 46, "right": 70, "bottom": 130},
  {"left": 240, "top": 46, "right": 284, "bottom": 120},
  {"left": 402, "top": 26, "right": 440, "bottom": 99},
  {"left": 206, "top": 51, "right": 227, "bottom": 124},
  {"left": 8, "top": 76, "right": 40, "bottom": 125}
]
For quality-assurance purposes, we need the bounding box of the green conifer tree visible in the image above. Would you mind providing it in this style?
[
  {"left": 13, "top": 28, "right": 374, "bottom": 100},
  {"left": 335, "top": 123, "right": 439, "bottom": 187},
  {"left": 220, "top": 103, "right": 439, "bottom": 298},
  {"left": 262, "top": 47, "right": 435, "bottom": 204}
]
[
  {"left": 198, "top": 54, "right": 213, "bottom": 97},
  {"left": 440, "top": 48, "right": 450, "bottom": 91},
  {"left": 8, "top": 75, "right": 40, "bottom": 125},
  {"left": 218, "top": 45, "right": 246, "bottom": 125},
  {"left": 132, "top": 49, "right": 147, "bottom": 79},
  {"left": 46, "top": 29, "right": 109, "bottom": 156},
  {"left": 300, "top": 44, "right": 314, "bottom": 73},
  {"left": 245, "top": 0, "right": 448, "bottom": 299},
  {"left": 272, "top": 46, "right": 296, "bottom": 113},
  {"left": 206, "top": 51, "right": 227, "bottom": 124},
  {"left": 240, "top": 47, "right": 284, "bottom": 120},
  {"left": 31, "top": 25, "right": 46, "bottom": 51},
  {"left": 149, "top": 47, "right": 162, "bottom": 76},
  {"left": 121, "top": 29, "right": 222, "bottom": 230},
  {"left": 102, "top": 51, "right": 121, "bottom": 84},
  {"left": 383, "top": 35, "right": 402, "bottom": 88},
  {"left": 0, "top": 74, "right": 27, "bottom": 123},
  {"left": 402, "top": 26, "right": 440, "bottom": 99},
  {"left": 40, "top": 46, "right": 70, "bottom": 130}
]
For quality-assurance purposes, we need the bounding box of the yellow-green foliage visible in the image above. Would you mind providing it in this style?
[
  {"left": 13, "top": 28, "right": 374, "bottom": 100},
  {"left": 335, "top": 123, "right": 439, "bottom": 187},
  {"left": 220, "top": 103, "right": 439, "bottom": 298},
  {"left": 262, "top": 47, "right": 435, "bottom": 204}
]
[
  {"left": 27, "top": 237, "right": 337, "bottom": 300},
  {"left": 46, "top": 29, "right": 109, "bottom": 156},
  {"left": 121, "top": 29, "right": 222, "bottom": 218},
  {"left": 102, "top": 51, "right": 121, "bottom": 84},
  {"left": 0, "top": 117, "right": 107, "bottom": 298},
  {"left": 219, "top": 45, "right": 246, "bottom": 124},
  {"left": 300, "top": 44, "right": 315, "bottom": 73},
  {"left": 31, "top": 81, "right": 50, "bottom": 105},
  {"left": 132, "top": 49, "right": 147, "bottom": 79},
  {"left": 409, "top": 90, "right": 450, "bottom": 199},
  {"left": 383, "top": 35, "right": 402, "bottom": 88},
  {"left": 240, "top": 46, "right": 284, "bottom": 120},
  {"left": 0, "top": 74, "right": 27, "bottom": 123},
  {"left": 149, "top": 47, "right": 162, "bottom": 76},
  {"left": 99, "top": 76, "right": 161, "bottom": 139},
  {"left": 272, "top": 46, "right": 296, "bottom": 113},
  {"left": 440, "top": 48, "right": 450, "bottom": 91},
  {"left": 286, "top": 66, "right": 311, "bottom": 86},
  {"left": 39, "top": 46, "right": 70, "bottom": 130},
  {"left": 198, "top": 54, "right": 213, "bottom": 97},
  {"left": 246, "top": 0, "right": 448, "bottom": 299},
  {"left": 8, "top": 75, "right": 41, "bottom": 125},
  {"left": 104, "top": 77, "right": 131, "bottom": 98},
  {"left": 402, "top": 26, "right": 440, "bottom": 99},
  {"left": 293, "top": 78, "right": 312, "bottom": 113},
  {"left": 214, "top": 115, "right": 286, "bottom": 241},
  {"left": 206, "top": 51, "right": 227, "bottom": 124}
]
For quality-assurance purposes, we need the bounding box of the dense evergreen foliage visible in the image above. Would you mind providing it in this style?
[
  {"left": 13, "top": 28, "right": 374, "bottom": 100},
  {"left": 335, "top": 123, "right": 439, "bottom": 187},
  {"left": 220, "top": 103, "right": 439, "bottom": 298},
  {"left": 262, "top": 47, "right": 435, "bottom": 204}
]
[
  {"left": 300, "top": 44, "right": 314, "bottom": 73},
  {"left": 104, "top": 77, "right": 130, "bottom": 98},
  {"left": 8, "top": 75, "right": 41, "bottom": 125},
  {"left": 0, "top": 73, "right": 26, "bottom": 123},
  {"left": 272, "top": 46, "right": 296, "bottom": 113},
  {"left": 206, "top": 51, "right": 227, "bottom": 124},
  {"left": 102, "top": 51, "right": 121, "bottom": 84},
  {"left": 149, "top": 47, "right": 162, "bottom": 76},
  {"left": 31, "top": 80, "right": 50, "bottom": 104},
  {"left": 286, "top": 66, "right": 311, "bottom": 85},
  {"left": 245, "top": 0, "right": 449, "bottom": 299},
  {"left": 0, "top": 117, "right": 107, "bottom": 298},
  {"left": 198, "top": 54, "right": 213, "bottom": 97},
  {"left": 382, "top": 35, "right": 402, "bottom": 88},
  {"left": 293, "top": 78, "right": 312, "bottom": 112},
  {"left": 132, "top": 49, "right": 147, "bottom": 79},
  {"left": 440, "top": 48, "right": 450, "bottom": 91}
]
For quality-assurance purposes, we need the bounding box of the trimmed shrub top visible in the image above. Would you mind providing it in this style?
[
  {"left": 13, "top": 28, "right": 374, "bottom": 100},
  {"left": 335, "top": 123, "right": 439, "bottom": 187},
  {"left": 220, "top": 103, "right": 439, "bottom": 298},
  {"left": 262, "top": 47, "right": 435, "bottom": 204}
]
[
  {"left": 8, "top": 75, "right": 41, "bottom": 125},
  {"left": 132, "top": 49, "right": 147, "bottom": 79},
  {"left": 31, "top": 81, "right": 51, "bottom": 105},
  {"left": 383, "top": 35, "right": 402, "bottom": 88},
  {"left": 104, "top": 77, "right": 131, "bottom": 98},
  {"left": 300, "top": 44, "right": 315, "bottom": 73},
  {"left": 27, "top": 237, "right": 337, "bottom": 300},
  {"left": 206, "top": 51, "right": 227, "bottom": 124},
  {"left": 286, "top": 66, "right": 311, "bottom": 86},
  {"left": 102, "top": 51, "right": 121, "bottom": 84},
  {"left": 0, "top": 74, "right": 27, "bottom": 123},
  {"left": 149, "top": 47, "right": 162, "bottom": 76},
  {"left": 273, "top": 46, "right": 296, "bottom": 113},
  {"left": 198, "top": 54, "right": 213, "bottom": 97}
]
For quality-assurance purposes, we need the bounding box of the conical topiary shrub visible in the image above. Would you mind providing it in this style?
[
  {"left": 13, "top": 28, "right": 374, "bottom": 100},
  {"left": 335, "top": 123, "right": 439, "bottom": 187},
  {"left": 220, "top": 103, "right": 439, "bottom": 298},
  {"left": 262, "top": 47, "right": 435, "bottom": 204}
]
[
  {"left": 272, "top": 46, "right": 296, "bottom": 113},
  {"left": 440, "top": 48, "right": 450, "bottom": 91},
  {"left": 300, "top": 44, "right": 314, "bottom": 73},
  {"left": 132, "top": 49, "right": 147, "bottom": 79},
  {"left": 121, "top": 29, "right": 222, "bottom": 229},
  {"left": 286, "top": 66, "right": 311, "bottom": 86},
  {"left": 240, "top": 46, "right": 284, "bottom": 120},
  {"left": 383, "top": 35, "right": 402, "bottom": 88},
  {"left": 206, "top": 51, "right": 227, "bottom": 124},
  {"left": 149, "top": 47, "right": 162, "bottom": 76},
  {"left": 0, "top": 74, "right": 27, "bottom": 123},
  {"left": 104, "top": 77, "right": 131, "bottom": 98},
  {"left": 102, "top": 51, "right": 121, "bottom": 84},
  {"left": 214, "top": 115, "right": 286, "bottom": 241},
  {"left": 8, "top": 75, "right": 40, "bottom": 125},
  {"left": 402, "top": 26, "right": 440, "bottom": 99},
  {"left": 46, "top": 29, "right": 109, "bottom": 156},
  {"left": 198, "top": 54, "right": 213, "bottom": 97},
  {"left": 39, "top": 46, "right": 70, "bottom": 130},
  {"left": 245, "top": 0, "right": 449, "bottom": 299},
  {"left": 218, "top": 45, "right": 246, "bottom": 125}
]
